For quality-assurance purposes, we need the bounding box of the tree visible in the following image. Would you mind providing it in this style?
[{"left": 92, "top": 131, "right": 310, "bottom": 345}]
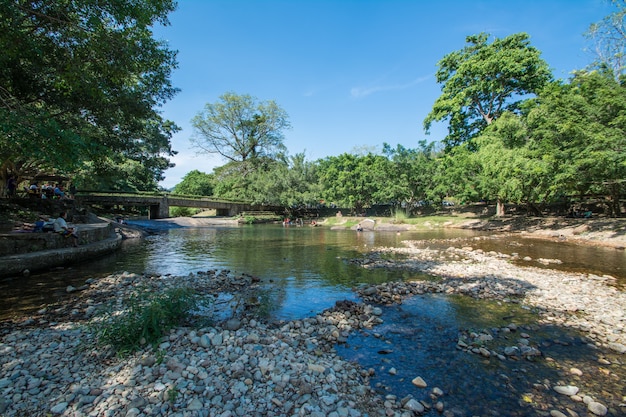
[
  {"left": 379, "top": 141, "right": 438, "bottom": 215},
  {"left": 470, "top": 112, "right": 552, "bottom": 216},
  {"left": 191, "top": 92, "right": 290, "bottom": 163},
  {"left": 318, "top": 153, "right": 388, "bottom": 214},
  {"left": 585, "top": 0, "right": 626, "bottom": 79},
  {"left": 424, "top": 33, "right": 551, "bottom": 149},
  {"left": 172, "top": 170, "right": 215, "bottom": 196},
  {"left": 525, "top": 70, "right": 626, "bottom": 216},
  {"left": 0, "top": 0, "right": 179, "bottom": 190}
]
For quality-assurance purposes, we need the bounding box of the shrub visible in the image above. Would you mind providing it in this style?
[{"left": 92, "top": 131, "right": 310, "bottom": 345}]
[{"left": 90, "top": 286, "right": 203, "bottom": 355}]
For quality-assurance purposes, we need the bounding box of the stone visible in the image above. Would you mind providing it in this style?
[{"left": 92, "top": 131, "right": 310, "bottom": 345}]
[
  {"left": 587, "top": 401, "right": 608, "bottom": 416},
  {"left": 224, "top": 319, "right": 241, "bottom": 331},
  {"left": 554, "top": 385, "right": 579, "bottom": 396},
  {"left": 569, "top": 367, "right": 583, "bottom": 376},
  {"left": 50, "top": 402, "right": 68, "bottom": 414},
  {"left": 607, "top": 342, "right": 626, "bottom": 354},
  {"left": 199, "top": 334, "right": 211, "bottom": 347},
  {"left": 549, "top": 411, "right": 567, "bottom": 417},
  {"left": 403, "top": 398, "right": 425, "bottom": 413},
  {"left": 187, "top": 398, "right": 203, "bottom": 411},
  {"left": 411, "top": 376, "right": 427, "bottom": 388}
]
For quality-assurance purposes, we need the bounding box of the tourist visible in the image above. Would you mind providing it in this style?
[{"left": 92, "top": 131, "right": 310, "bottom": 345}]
[
  {"left": 53, "top": 211, "right": 79, "bottom": 247},
  {"left": 53, "top": 184, "right": 66, "bottom": 199},
  {"left": 6, "top": 176, "right": 16, "bottom": 197}
]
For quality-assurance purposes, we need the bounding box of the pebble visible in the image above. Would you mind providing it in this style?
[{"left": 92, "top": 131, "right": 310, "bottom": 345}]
[
  {"left": 0, "top": 272, "right": 395, "bottom": 417},
  {"left": 554, "top": 385, "right": 580, "bottom": 396},
  {"left": 411, "top": 376, "right": 427, "bottom": 388},
  {"left": 587, "top": 401, "right": 608, "bottom": 416}
]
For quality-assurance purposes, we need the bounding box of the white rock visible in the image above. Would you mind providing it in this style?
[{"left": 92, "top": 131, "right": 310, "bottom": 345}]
[
  {"left": 587, "top": 401, "right": 608, "bottom": 416},
  {"left": 553, "top": 385, "right": 579, "bottom": 396},
  {"left": 403, "top": 398, "right": 425, "bottom": 413}
]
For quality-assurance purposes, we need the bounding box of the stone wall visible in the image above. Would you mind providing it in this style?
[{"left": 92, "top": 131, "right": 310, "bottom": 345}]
[{"left": 0, "top": 223, "right": 115, "bottom": 256}]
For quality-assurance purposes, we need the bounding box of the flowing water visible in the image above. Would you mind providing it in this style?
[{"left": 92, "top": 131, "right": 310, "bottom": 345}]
[{"left": 1, "top": 222, "right": 625, "bottom": 415}]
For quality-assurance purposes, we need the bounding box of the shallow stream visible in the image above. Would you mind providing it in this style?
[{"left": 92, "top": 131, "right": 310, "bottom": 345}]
[{"left": 1, "top": 222, "right": 624, "bottom": 415}]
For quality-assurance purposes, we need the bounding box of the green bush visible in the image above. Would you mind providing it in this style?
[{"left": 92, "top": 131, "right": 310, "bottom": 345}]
[
  {"left": 90, "top": 287, "right": 202, "bottom": 355},
  {"left": 170, "top": 206, "right": 200, "bottom": 217}
]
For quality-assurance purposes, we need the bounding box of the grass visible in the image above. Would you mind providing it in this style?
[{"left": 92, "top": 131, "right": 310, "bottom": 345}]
[{"left": 90, "top": 286, "right": 207, "bottom": 356}]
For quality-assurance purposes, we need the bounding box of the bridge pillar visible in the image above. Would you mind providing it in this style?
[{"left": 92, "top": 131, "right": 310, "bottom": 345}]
[{"left": 148, "top": 197, "right": 170, "bottom": 219}]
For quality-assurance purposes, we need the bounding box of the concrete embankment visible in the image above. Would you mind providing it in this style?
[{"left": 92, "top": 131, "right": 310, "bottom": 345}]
[{"left": 0, "top": 223, "right": 122, "bottom": 277}]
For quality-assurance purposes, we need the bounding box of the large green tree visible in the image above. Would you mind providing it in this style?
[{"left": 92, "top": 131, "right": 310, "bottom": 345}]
[
  {"left": 469, "top": 112, "right": 552, "bottom": 216},
  {"left": 424, "top": 32, "right": 551, "bottom": 149},
  {"left": 525, "top": 70, "right": 626, "bottom": 216},
  {"left": 191, "top": 92, "right": 290, "bottom": 164},
  {"left": 318, "top": 153, "right": 388, "bottom": 214},
  {"left": 172, "top": 170, "right": 214, "bottom": 196},
  {"left": 0, "top": 0, "right": 179, "bottom": 190}
]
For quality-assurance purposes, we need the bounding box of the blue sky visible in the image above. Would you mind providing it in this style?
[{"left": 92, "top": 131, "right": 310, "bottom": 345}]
[{"left": 154, "top": 0, "right": 613, "bottom": 189}]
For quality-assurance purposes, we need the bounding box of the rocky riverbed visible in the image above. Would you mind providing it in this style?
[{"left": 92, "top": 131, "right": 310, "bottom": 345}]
[{"left": 0, "top": 227, "right": 625, "bottom": 416}]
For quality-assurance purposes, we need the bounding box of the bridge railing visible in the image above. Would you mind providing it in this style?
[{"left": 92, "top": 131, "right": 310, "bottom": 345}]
[{"left": 75, "top": 190, "right": 252, "bottom": 205}]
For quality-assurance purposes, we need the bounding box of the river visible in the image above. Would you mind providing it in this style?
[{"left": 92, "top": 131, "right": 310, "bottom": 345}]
[
  {"left": 1, "top": 222, "right": 625, "bottom": 415},
  {"left": 1, "top": 222, "right": 623, "bottom": 321}
]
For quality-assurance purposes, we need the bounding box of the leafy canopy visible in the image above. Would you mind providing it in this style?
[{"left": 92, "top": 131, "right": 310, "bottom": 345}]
[
  {"left": 424, "top": 32, "right": 551, "bottom": 149},
  {"left": 0, "top": 0, "right": 179, "bottom": 189},
  {"left": 191, "top": 92, "right": 290, "bottom": 163}
]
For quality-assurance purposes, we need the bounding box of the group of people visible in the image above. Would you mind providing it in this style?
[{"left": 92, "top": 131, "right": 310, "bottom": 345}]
[
  {"left": 3, "top": 175, "right": 75, "bottom": 199},
  {"left": 25, "top": 211, "right": 79, "bottom": 247},
  {"left": 28, "top": 182, "right": 73, "bottom": 199}
]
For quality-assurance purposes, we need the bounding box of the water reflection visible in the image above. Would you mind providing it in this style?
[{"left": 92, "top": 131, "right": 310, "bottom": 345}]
[{"left": 0, "top": 224, "right": 623, "bottom": 320}]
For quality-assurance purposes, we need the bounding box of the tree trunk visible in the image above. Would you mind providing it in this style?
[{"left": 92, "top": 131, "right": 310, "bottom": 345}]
[{"left": 496, "top": 198, "right": 506, "bottom": 217}]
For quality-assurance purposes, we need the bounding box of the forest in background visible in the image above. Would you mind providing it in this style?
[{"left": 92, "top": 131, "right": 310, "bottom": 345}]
[{"left": 1, "top": 1, "right": 625, "bottom": 217}]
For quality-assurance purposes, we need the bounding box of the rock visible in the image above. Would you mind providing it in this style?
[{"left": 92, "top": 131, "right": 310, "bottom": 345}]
[
  {"left": 554, "top": 385, "right": 579, "bottom": 396},
  {"left": 224, "top": 318, "right": 241, "bottom": 331},
  {"left": 199, "top": 333, "right": 211, "bottom": 347},
  {"left": 187, "top": 398, "right": 203, "bottom": 411},
  {"left": 550, "top": 411, "right": 567, "bottom": 417},
  {"left": 411, "top": 376, "right": 427, "bottom": 388},
  {"left": 50, "top": 402, "right": 68, "bottom": 414},
  {"left": 403, "top": 398, "right": 425, "bottom": 413},
  {"left": 587, "top": 401, "right": 608, "bottom": 416},
  {"left": 607, "top": 342, "right": 626, "bottom": 354},
  {"left": 362, "top": 287, "right": 377, "bottom": 296},
  {"left": 570, "top": 367, "right": 583, "bottom": 376}
]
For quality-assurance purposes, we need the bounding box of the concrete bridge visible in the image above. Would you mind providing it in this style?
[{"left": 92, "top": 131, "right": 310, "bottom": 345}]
[{"left": 75, "top": 192, "right": 280, "bottom": 219}]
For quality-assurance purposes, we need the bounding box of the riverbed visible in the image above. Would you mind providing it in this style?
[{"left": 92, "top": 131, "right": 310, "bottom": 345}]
[{"left": 0, "top": 220, "right": 624, "bottom": 416}]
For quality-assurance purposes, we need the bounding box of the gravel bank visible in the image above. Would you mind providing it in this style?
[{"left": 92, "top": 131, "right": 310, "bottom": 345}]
[{"left": 0, "top": 271, "right": 415, "bottom": 417}]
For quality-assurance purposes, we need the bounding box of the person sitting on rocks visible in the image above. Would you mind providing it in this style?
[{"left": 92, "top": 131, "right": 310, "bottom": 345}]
[{"left": 53, "top": 211, "right": 79, "bottom": 247}]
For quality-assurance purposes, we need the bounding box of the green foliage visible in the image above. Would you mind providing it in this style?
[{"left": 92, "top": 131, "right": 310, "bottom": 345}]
[
  {"left": 191, "top": 92, "right": 290, "bottom": 163},
  {"left": 170, "top": 207, "right": 201, "bottom": 217},
  {"left": 424, "top": 32, "right": 551, "bottom": 149},
  {"left": 167, "top": 386, "right": 179, "bottom": 403},
  {"left": 0, "top": 0, "right": 179, "bottom": 189},
  {"left": 318, "top": 153, "right": 389, "bottom": 213},
  {"left": 172, "top": 170, "right": 214, "bottom": 196},
  {"left": 380, "top": 141, "right": 440, "bottom": 213},
  {"left": 90, "top": 287, "right": 202, "bottom": 355}
]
